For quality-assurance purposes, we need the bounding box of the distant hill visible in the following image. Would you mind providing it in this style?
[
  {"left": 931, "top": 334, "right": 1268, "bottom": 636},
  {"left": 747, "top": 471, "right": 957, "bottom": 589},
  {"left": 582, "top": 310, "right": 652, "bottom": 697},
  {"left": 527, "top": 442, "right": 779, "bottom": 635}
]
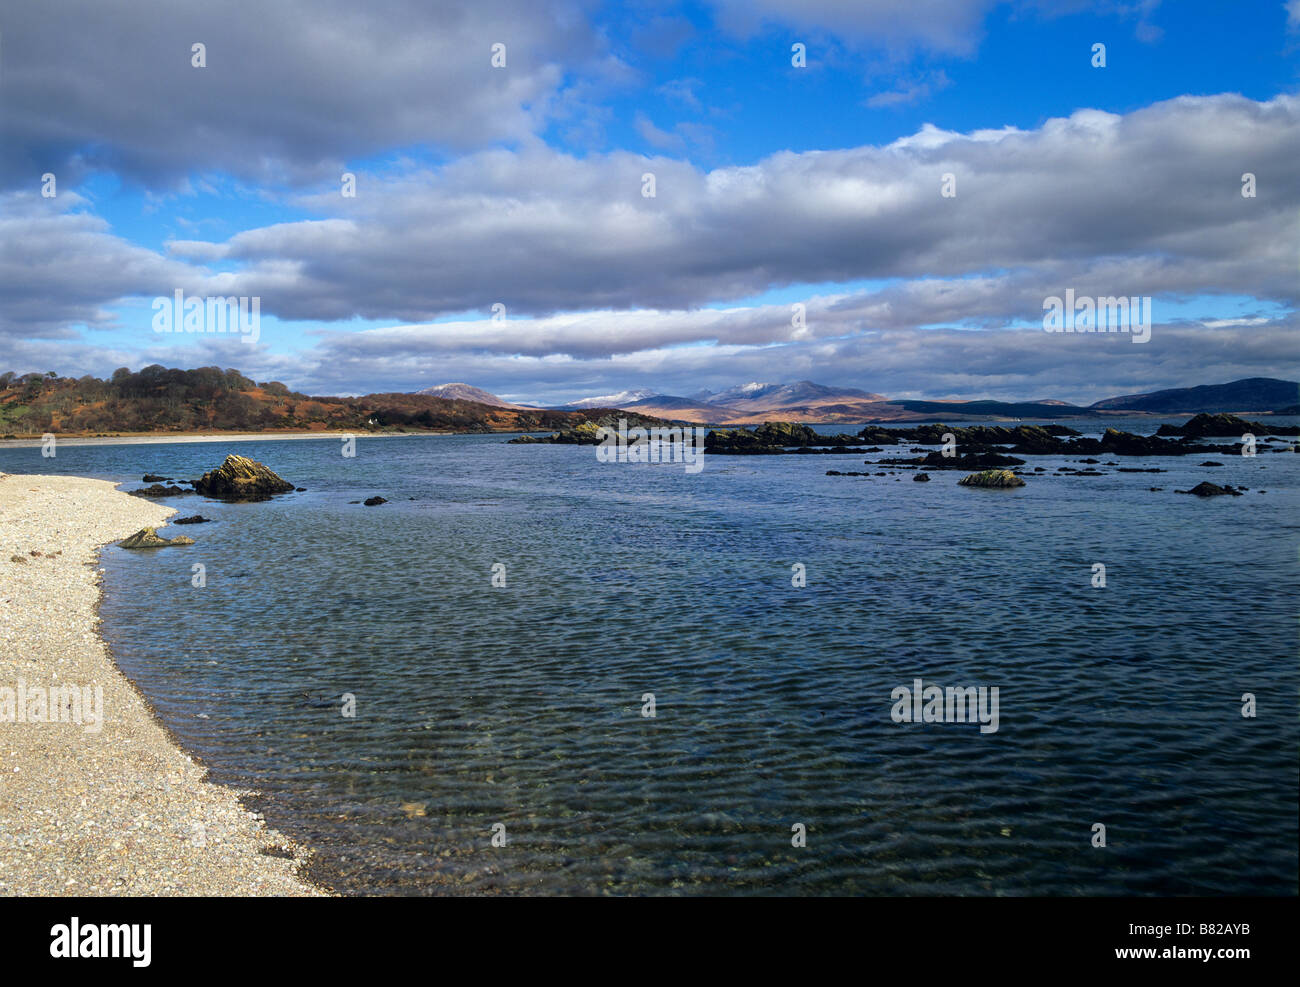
[
  {"left": 706, "top": 380, "right": 886, "bottom": 412},
  {"left": 415, "top": 382, "right": 520, "bottom": 408},
  {"left": 561, "top": 381, "right": 892, "bottom": 423},
  {"left": 886, "top": 399, "right": 1089, "bottom": 420},
  {"left": 617, "top": 395, "right": 740, "bottom": 422},
  {"left": 1089, "top": 377, "right": 1298, "bottom": 413}
]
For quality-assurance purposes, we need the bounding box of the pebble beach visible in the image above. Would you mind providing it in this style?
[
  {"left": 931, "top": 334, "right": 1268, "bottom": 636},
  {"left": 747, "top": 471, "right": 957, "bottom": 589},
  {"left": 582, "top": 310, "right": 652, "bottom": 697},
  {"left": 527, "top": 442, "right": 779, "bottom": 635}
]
[{"left": 0, "top": 471, "right": 324, "bottom": 896}]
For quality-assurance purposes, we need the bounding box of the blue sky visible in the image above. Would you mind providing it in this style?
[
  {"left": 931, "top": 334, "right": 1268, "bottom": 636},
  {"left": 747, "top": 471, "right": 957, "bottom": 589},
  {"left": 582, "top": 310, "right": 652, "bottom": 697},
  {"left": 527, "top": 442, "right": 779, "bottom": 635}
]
[{"left": 2, "top": 0, "right": 1298, "bottom": 404}]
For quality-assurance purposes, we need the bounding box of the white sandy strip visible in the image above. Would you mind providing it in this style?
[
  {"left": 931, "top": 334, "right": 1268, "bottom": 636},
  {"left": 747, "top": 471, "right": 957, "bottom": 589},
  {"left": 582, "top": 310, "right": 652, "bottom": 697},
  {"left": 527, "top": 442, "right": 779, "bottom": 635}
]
[
  {"left": 0, "top": 430, "right": 454, "bottom": 449},
  {"left": 0, "top": 473, "right": 324, "bottom": 896}
]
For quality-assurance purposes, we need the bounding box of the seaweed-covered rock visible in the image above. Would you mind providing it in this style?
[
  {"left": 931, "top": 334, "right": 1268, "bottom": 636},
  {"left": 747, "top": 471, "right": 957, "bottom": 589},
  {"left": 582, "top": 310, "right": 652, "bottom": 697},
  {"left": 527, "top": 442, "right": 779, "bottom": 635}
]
[
  {"left": 705, "top": 428, "right": 783, "bottom": 454},
  {"left": 171, "top": 515, "right": 211, "bottom": 524},
  {"left": 856, "top": 426, "right": 903, "bottom": 445},
  {"left": 193, "top": 454, "right": 294, "bottom": 501},
  {"left": 703, "top": 421, "right": 823, "bottom": 454},
  {"left": 507, "top": 413, "right": 673, "bottom": 445},
  {"left": 958, "top": 469, "right": 1026, "bottom": 489},
  {"left": 1004, "top": 424, "right": 1070, "bottom": 454},
  {"left": 119, "top": 527, "right": 196, "bottom": 548},
  {"left": 752, "top": 421, "right": 819, "bottom": 446},
  {"left": 510, "top": 420, "right": 606, "bottom": 445},
  {"left": 1097, "top": 428, "right": 1178, "bottom": 456},
  {"left": 902, "top": 451, "right": 1027, "bottom": 470},
  {"left": 1176, "top": 482, "right": 1243, "bottom": 497},
  {"left": 131, "top": 483, "right": 193, "bottom": 498}
]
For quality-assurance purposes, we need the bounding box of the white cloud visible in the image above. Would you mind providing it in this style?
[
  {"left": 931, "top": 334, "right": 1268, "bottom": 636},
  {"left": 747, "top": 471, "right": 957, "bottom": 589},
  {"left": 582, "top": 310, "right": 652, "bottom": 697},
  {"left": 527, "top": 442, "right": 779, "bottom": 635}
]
[
  {"left": 5, "top": 94, "right": 1298, "bottom": 402},
  {"left": 147, "top": 94, "right": 1300, "bottom": 326}
]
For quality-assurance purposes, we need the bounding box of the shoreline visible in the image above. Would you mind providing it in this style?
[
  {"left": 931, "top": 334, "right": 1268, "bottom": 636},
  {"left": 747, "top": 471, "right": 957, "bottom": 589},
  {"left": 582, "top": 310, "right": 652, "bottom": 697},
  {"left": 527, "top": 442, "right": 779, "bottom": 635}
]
[
  {"left": 0, "top": 430, "right": 461, "bottom": 449},
  {"left": 0, "top": 471, "right": 327, "bottom": 896}
]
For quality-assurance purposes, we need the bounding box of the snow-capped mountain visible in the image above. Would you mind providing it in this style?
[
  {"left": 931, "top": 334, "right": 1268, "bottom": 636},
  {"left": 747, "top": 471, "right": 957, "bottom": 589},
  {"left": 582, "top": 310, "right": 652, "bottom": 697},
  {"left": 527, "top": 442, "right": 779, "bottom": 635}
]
[{"left": 415, "top": 383, "right": 518, "bottom": 407}]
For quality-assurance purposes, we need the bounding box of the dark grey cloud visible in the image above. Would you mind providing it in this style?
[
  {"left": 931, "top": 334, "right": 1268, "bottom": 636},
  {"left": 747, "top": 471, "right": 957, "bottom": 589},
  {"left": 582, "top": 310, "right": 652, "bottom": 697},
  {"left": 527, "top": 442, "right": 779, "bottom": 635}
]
[{"left": 0, "top": 0, "right": 611, "bottom": 189}]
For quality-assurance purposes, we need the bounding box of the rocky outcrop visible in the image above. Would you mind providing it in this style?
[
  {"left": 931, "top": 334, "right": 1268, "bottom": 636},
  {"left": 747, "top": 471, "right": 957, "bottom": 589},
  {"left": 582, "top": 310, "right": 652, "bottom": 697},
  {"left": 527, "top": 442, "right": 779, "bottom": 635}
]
[
  {"left": 119, "top": 527, "right": 196, "bottom": 548},
  {"left": 509, "top": 420, "right": 605, "bottom": 445},
  {"left": 130, "top": 483, "right": 193, "bottom": 498},
  {"left": 172, "top": 515, "right": 211, "bottom": 524},
  {"left": 1176, "top": 482, "right": 1244, "bottom": 497},
  {"left": 752, "top": 421, "right": 819, "bottom": 446},
  {"left": 706, "top": 421, "right": 862, "bottom": 454},
  {"left": 1156, "top": 413, "right": 1298, "bottom": 438},
  {"left": 507, "top": 412, "right": 674, "bottom": 444},
  {"left": 193, "top": 454, "right": 294, "bottom": 501},
  {"left": 856, "top": 426, "right": 904, "bottom": 445},
  {"left": 880, "top": 451, "right": 1026, "bottom": 470},
  {"left": 1096, "top": 428, "right": 1183, "bottom": 456},
  {"left": 1005, "top": 425, "right": 1076, "bottom": 454},
  {"left": 958, "top": 469, "right": 1026, "bottom": 489},
  {"left": 843, "top": 421, "right": 1248, "bottom": 458},
  {"left": 855, "top": 422, "right": 1080, "bottom": 451}
]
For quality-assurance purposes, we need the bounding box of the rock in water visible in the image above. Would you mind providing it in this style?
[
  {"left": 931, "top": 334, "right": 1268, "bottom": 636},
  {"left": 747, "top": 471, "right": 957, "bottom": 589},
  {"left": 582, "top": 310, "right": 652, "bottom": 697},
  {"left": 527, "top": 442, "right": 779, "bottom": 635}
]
[
  {"left": 1176, "top": 482, "right": 1243, "bottom": 497},
  {"left": 119, "top": 527, "right": 196, "bottom": 548},
  {"left": 913, "top": 472, "right": 931, "bottom": 482},
  {"left": 193, "top": 454, "right": 294, "bottom": 501},
  {"left": 958, "top": 469, "right": 1026, "bottom": 489},
  {"left": 172, "top": 515, "right": 211, "bottom": 524},
  {"left": 363, "top": 496, "right": 387, "bottom": 506},
  {"left": 1156, "top": 412, "right": 1297, "bottom": 439},
  {"left": 131, "top": 483, "right": 192, "bottom": 498},
  {"left": 752, "top": 421, "right": 820, "bottom": 447}
]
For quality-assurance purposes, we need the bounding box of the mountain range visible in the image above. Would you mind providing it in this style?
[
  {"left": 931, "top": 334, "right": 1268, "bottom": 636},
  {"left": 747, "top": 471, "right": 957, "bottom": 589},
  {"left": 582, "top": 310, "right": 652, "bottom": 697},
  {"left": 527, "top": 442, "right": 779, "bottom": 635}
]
[
  {"left": 466, "top": 377, "right": 1300, "bottom": 424},
  {"left": 4, "top": 369, "right": 1293, "bottom": 438}
]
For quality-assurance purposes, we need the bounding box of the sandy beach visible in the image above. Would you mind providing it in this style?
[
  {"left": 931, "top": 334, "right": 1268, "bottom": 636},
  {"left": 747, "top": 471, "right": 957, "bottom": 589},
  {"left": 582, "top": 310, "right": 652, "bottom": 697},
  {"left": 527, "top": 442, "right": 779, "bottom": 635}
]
[
  {"left": 0, "top": 472, "right": 324, "bottom": 896},
  {"left": 0, "top": 430, "right": 456, "bottom": 449}
]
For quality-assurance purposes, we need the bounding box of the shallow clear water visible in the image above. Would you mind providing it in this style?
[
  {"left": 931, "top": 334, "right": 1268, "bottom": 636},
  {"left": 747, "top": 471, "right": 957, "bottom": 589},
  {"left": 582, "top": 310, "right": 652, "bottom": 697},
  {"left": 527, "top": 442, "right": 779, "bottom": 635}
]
[{"left": 4, "top": 419, "right": 1297, "bottom": 895}]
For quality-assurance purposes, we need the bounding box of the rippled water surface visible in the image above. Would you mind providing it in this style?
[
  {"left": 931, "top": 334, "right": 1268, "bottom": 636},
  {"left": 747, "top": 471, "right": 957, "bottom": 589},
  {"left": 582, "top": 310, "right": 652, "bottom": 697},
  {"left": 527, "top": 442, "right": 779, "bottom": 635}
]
[{"left": 5, "top": 420, "right": 1297, "bottom": 895}]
